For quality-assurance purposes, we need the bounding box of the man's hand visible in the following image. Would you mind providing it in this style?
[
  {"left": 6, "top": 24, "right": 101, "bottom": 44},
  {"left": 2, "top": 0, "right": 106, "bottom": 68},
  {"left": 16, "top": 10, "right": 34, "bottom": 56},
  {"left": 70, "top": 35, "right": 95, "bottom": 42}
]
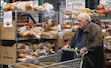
[
  {"left": 80, "top": 47, "right": 87, "bottom": 54},
  {"left": 63, "top": 45, "right": 71, "bottom": 49}
]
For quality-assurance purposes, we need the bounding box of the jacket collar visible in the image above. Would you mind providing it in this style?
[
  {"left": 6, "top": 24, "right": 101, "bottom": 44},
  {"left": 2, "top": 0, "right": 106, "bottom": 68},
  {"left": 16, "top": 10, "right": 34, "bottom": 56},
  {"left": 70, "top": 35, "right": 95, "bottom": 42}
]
[{"left": 84, "top": 22, "right": 92, "bottom": 33}]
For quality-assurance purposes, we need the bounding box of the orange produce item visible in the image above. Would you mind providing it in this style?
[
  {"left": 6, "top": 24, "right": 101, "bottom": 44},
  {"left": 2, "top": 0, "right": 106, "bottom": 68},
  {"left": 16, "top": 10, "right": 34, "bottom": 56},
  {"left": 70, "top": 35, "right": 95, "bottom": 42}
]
[
  {"left": 17, "top": 23, "right": 27, "bottom": 27},
  {"left": 104, "top": 9, "right": 110, "bottom": 13},
  {"left": 60, "top": 24, "right": 73, "bottom": 28},
  {"left": 98, "top": 9, "right": 105, "bottom": 14},
  {"left": 98, "top": 4, "right": 105, "bottom": 10},
  {"left": 26, "top": 22, "right": 34, "bottom": 28}
]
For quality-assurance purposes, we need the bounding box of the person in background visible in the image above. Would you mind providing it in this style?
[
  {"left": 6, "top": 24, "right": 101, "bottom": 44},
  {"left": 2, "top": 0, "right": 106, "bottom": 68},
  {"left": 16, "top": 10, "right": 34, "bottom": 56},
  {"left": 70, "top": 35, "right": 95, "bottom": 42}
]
[{"left": 63, "top": 12, "right": 104, "bottom": 68}]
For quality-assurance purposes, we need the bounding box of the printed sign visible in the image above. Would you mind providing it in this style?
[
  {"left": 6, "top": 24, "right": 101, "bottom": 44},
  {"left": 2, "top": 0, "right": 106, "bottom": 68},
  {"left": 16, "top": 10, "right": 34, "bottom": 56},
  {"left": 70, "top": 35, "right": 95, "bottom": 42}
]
[
  {"left": 3, "top": 11, "right": 12, "bottom": 27},
  {"left": 100, "top": 0, "right": 111, "bottom": 9},
  {"left": 66, "top": 0, "right": 85, "bottom": 11}
]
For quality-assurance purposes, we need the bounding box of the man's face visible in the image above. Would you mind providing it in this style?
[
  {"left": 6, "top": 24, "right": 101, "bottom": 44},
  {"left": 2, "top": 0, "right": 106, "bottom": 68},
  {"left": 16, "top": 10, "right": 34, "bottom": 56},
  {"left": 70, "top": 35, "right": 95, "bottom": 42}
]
[{"left": 77, "top": 17, "right": 88, "bottom": 30}]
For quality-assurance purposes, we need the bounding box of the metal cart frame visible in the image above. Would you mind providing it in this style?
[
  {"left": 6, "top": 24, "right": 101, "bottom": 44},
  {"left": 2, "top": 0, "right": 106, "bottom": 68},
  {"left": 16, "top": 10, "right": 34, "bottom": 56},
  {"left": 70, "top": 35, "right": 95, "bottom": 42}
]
[{"left": 8, "top": 49, "right": 87, "bottom": 68}]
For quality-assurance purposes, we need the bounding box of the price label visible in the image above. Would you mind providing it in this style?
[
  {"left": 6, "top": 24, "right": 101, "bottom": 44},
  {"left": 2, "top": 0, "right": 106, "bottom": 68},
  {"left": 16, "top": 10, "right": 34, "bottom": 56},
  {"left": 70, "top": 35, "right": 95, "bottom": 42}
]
[{"left": 3, "top": 11, "right": 12, "bottom": 27}]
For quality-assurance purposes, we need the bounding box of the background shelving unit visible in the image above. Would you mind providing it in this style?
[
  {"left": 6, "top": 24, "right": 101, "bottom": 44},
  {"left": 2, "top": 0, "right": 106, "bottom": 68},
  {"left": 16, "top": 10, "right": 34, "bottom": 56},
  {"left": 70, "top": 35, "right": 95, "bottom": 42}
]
[
  {"left": 0, "top": 0, "right": 43, "bottom": 68},
  {"left": 0, "top": 9, "right": 59, "bottom": 68}
]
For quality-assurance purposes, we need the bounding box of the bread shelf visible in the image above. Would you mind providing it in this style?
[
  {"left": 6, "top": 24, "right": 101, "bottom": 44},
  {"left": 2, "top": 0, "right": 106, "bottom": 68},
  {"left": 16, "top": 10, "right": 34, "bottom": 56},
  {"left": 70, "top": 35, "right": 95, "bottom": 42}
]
[{"left": 0, "top": 10, "right": 59, "bottom": 64}]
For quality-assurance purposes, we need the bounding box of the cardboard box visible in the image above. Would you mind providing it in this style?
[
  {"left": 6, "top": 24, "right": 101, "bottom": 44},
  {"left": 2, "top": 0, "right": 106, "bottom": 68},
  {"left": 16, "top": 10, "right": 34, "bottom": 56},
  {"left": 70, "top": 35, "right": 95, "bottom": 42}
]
[
  {"left": 15, "top": 62, "right": 55, "bottom": 68},
  {"left": 0, "top": 45, "right": 16, "bottom": 65},
  {"left": 58, "top": 32, "right": 74, "bottom": 47},
  {"left": 65, "top": 32, "right": 75, "bottom": 36},
  {"left": 102, "top": 32, "right": 110, "bottom": 37},
  {"left": 58, "top": 34, "right": 73, "bottom": 48},
  {"left": 104, "top": 53, "right": 111, "bottom": 59},
  {"left": 15, "top": 63, "right": 39, "bottom": 68},
  {"left": 0, "top": 22, "right": 16, "bottom": 40}
]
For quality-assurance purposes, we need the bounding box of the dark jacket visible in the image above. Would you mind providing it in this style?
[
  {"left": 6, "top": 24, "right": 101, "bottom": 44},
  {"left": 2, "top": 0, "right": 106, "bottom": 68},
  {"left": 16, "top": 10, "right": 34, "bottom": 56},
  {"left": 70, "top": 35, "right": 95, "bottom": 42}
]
[{"left": 68, "top": 22, "right": 105, "bottom": 68}]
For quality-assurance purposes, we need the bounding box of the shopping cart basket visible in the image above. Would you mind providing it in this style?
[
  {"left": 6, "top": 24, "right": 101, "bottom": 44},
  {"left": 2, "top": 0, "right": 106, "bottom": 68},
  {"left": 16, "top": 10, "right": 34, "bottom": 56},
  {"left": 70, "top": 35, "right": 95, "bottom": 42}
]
[
  {"left": 42, "top": 49, "right": 88, "bottom": 68},
  {"left": 8, "top": 49, "right": 88, "bottom": 68}
]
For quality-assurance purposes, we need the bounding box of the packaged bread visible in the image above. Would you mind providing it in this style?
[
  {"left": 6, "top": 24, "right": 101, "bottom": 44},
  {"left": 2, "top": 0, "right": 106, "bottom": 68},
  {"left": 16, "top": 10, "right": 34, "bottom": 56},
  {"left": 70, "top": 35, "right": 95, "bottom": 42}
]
[
  {"left": 38, "top": 62, "right": 55, "bottom": 66},
  {"left": 48, "top": 31, "right": 58, "bottom": 35},
  {"left": 17, "top": 43, "right": 25, "bottom": 49},
  {"left": 42, "top": 3, "right": 54, "bottom": 12},
  {"left": 18, "top": 26, "right": 30, "bottom": 37},
  {"left": 17, "top": 2, "right": 32, "bottom": 10},
  {"left": 18, "top": 53, "right": 25, "bottom": 58},
  {"left": 49, "top": 26, "right": 57, "bottom": 31},
  {"left": 18, "top": 58, "right": 26, "bottom": 62},
  {"left": 41, "top": 32, "right": 50, "bottom": 37},
  {"left": 33, "top": 5, "right": 45, "bottom": 11},
  {"left": 2, "top": 3, "right": 18, "bottom": 11},
  {"left": 25, "top": 2, "right": 32, "bottom": 10},
  {"left": 21, "top": 30, "right": 29, "bottom": 37},
  {"left": 18, "top": 49, "right": 26, "bottom": 54},
  {"left": 66, "top": 10, "right": 74, "bottom": 15},
  {"left": 44, "top": 20, "right": 57, "bottom": 31}
]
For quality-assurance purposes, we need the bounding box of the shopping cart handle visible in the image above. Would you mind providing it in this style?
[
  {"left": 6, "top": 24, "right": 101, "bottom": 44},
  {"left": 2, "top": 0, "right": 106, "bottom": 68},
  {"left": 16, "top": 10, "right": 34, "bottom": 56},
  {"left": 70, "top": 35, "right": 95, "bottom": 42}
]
[
  {"left": 80, "top": 51, "right": 88, "bottom": 58},
  {"left": 64, "top": 48, "right": 89, "bottom": 56},
  {"left": 84, "top": 51, "right": 88, "bottom": 55},
  {"left": 63, "top": 48, "right": 79, "bottom": 56}
]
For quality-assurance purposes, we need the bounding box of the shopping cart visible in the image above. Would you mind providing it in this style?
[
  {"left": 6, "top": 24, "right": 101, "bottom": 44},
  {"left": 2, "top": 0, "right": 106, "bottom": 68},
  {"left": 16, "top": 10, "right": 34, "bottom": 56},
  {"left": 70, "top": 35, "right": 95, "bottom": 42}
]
[
  {"left": 42, "top": 49, "right": 88, "bottom": 68},
  {"left": 8, "top": 49, "right": 88, "bottom": 68}
]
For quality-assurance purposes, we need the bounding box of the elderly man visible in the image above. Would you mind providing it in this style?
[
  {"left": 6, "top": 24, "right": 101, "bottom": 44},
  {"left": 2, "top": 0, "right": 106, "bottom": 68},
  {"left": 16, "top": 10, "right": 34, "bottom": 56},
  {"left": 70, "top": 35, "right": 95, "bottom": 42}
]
[{"left": 63, "top": 12, "right": 104, "bottom": 68}]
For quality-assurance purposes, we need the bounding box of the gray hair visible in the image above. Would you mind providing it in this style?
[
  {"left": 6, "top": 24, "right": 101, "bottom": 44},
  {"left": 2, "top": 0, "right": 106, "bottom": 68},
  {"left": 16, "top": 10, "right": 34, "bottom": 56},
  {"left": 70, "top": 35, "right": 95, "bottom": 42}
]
[{"left": 78, "top": 12, "right": 91, "bottom": 22}]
